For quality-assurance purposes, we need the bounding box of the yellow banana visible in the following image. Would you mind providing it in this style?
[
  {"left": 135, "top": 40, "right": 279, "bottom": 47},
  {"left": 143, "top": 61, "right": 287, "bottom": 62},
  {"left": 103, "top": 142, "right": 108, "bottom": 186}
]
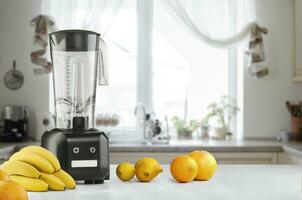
[
  {"left": 21, "top": 146, "right": 61, "bottom": 172},
  {"left": 40, "top": 172, "right": 65, "bottom": 191},
  {"left": 53, "top": 169, "right": 76, "bottom": 189},
  {"left": 10, "top": 151, "right": 55, "bottom": 173},
  {"left": 10, "top": 175, "right": 49, "bottom": 192},
  {"left": 1, "top": 160, "right": 40, "bottom": 178}
]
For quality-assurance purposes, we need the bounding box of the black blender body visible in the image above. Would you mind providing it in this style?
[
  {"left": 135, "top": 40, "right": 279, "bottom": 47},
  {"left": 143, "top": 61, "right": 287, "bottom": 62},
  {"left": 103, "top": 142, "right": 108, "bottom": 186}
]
[{"left": 42, "top": 30, "right": 110, "bottom": 184}]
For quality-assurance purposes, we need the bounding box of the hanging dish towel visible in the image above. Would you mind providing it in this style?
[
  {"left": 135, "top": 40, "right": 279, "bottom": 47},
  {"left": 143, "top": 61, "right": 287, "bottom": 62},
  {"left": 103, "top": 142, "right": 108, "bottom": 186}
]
[
  {"left": 30, "top": 15, "right": 56, "bottom": 75},
  {"left": 245, "top": 24, "right": 269, "bottom": 78}
]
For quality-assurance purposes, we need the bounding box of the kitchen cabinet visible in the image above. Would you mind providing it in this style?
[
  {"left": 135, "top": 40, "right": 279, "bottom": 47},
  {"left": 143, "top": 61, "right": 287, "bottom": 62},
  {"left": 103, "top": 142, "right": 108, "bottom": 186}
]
[
  {"left": 277, "top": 152, "right": 302, "bottom": 164},
  {"left": 111, "top": 152, "right": 278, "bottom": 164}
]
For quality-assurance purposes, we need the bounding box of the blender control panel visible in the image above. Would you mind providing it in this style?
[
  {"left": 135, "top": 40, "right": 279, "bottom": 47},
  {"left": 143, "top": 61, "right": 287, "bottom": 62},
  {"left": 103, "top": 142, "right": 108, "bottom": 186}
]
[{"left": 66, "top": 136, "right": 100, "bottom": 168}]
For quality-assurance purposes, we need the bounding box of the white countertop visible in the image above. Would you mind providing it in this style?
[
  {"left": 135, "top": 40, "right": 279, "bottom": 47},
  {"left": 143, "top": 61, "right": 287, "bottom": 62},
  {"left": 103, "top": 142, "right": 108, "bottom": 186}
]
[{"left": 28, "top": 165, "right": 302, "bottom": 200}]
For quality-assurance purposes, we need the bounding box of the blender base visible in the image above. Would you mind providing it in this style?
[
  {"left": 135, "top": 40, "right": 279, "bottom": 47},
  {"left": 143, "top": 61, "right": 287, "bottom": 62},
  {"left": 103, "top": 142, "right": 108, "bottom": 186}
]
[
  {"left": 41, "top": 128, "right": 110, "bottom": 184},
  {"left": 84, "top": 180, "right": 104, "bottom": 184}
]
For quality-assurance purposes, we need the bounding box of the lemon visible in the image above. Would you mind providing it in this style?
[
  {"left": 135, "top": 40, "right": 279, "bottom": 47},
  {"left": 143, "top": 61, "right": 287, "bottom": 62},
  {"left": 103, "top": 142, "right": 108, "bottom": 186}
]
[
  {"left": 135, "top": 158, "right": 162, "bottom": 182},
  {"left": 135, "top": 163, "right": 158, "bottom": 182},
  {"left": 135, "top": 158, "right": 163, "bottom": 174},
  {"left": 116, "top": 162, "right": 135, "bottom": 181}
]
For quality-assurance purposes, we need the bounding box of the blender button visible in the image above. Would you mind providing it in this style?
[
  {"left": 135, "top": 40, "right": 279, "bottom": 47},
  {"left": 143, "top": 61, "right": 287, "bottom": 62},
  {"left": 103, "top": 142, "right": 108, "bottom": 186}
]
[
  {"left": 90, "top": 147, "right": 96, "bottom": 153},
  {"left": 73, "top": 147, "right": 79, "bottom": 154}
]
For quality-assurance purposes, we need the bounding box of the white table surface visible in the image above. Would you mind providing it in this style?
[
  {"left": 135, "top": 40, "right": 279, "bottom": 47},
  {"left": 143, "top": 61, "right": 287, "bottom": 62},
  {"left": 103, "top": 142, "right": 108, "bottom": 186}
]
[{"left": 28, "top": 165, "right": 302, "bottom": 200}]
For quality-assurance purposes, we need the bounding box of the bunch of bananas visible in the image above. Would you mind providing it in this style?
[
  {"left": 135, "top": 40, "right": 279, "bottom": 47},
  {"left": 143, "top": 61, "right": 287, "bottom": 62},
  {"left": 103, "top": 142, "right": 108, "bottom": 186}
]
[{"left": 1, "top": 146, "right": 76, "bottom": 192}]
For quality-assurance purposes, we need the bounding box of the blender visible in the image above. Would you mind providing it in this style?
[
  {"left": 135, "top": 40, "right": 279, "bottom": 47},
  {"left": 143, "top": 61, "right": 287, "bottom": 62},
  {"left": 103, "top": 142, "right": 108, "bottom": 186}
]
[{"left": 42, "top": 30, "right": 110, "bottom": 184}]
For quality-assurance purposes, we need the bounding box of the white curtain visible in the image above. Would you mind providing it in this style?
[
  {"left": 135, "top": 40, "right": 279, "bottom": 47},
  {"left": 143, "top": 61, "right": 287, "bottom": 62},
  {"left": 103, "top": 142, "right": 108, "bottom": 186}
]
[
  {"left": 162, "top": 0, "right": 256, "bottom": 48},
  {"left": 41, "top": 0, "right": 124, "bottom": 36},
  {"left": 161, "top": 0, "right": 268, "bottom": 78}
]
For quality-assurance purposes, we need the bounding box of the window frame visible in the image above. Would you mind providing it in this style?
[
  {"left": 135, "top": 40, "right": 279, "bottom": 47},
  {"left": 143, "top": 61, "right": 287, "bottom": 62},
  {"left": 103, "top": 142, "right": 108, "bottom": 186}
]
[
  {"left": 136, "top": 0, "right": 154, "bottom": 113},
  {"left": 135, "top": 0, "right": 238, "bottom": 135}
]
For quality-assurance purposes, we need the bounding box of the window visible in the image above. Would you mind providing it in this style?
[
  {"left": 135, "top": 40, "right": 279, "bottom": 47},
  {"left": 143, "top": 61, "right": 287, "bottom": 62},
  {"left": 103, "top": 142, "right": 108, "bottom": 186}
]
[
  {"left": 94, "top": 0, "right": 236, "bottom": 137},
  {"left": 95, "top": 0, "right": 137, "bottom": 131},
  {"left": 152, "top": 4, "right": 229, "bottom": 121}
]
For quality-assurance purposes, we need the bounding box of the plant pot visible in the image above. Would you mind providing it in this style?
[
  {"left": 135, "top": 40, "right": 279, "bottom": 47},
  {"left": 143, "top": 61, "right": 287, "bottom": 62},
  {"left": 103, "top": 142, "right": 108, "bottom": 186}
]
[
  {"left": 211, "top": 127, "right": 229, "bottom": 140},
  {"left": 291, "top": 117, "right": 302, "bottom": 140},
  {"left": 177, "top": 129, "right": 193, "bottom": 140},
  {"left": 199, "top": 126, "right": 209, "bottom": 139}
]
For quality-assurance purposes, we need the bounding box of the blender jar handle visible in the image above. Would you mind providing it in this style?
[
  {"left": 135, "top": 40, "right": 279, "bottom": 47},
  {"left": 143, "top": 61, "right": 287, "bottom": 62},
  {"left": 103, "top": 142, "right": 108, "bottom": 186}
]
[{"left": 98, "top": 37, "right": 109, "bottom": 86}]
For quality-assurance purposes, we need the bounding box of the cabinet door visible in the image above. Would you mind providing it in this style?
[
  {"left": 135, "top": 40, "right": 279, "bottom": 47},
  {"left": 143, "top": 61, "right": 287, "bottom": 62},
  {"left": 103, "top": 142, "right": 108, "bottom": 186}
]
[
  {"left": 110, "top": 152, "right": 182, "bottom": 164},
  {"left": 278, "top": 152, "right": 302, "bottom": 164},
  {"left": 294, "top": 0, "right": 302, "bottom": 81},
  {"left": 214, "top": 152, "right": 277, "bottom": 164}
]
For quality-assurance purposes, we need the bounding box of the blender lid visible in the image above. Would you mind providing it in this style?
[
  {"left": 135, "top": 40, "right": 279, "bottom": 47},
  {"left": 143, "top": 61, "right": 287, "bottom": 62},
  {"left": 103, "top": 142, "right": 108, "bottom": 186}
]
[{"left": 49, "top": 29, "right": 101, "bottom": 52}]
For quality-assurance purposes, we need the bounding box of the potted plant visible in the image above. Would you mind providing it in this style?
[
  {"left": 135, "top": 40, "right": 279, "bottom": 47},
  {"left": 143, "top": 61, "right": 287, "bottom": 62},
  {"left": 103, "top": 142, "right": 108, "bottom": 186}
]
[
  {"left": 171, "top": 116, "right": 199, "bottom": 140},
  {"left": 205, "top": 95, "right": 239, "bottom": 139},
  {"left": 199, "top": 117, "right": 210, "bottom": 139}
]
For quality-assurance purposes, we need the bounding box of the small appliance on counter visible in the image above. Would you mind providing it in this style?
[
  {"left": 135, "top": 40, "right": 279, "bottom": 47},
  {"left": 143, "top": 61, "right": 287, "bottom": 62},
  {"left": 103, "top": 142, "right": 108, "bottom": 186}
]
[
  {"left": 34, "top": 111, "right": 55, "bottom": 141},
  {"left": 42, "top": 30, "right": 110, "bottom": 184},
  {"left": 1, "top": 105, "right": 29, "bottom": 142}
]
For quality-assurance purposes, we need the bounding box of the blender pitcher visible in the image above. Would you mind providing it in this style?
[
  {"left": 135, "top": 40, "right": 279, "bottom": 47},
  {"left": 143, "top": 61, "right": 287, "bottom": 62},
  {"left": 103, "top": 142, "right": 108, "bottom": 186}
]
[{"left": 49, "top": 30, "right": 108, "bottom": 129}]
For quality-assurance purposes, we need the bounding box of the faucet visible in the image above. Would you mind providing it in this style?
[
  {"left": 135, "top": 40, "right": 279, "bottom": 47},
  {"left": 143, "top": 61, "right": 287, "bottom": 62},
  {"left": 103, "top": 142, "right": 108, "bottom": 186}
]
[
  {"left": 134, "top": 103, "right": 148, "bottom": 143},
  {"left": 134, "top": 104, "right": 170, "bottom": 145}
]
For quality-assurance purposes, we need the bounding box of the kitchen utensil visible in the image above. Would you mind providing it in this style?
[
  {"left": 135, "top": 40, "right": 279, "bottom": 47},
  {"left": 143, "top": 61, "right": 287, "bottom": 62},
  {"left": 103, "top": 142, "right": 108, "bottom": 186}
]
[
  {"left": 42, "top": 30, "right": 110, "bottom": 184},
  {"left": 285, "top": 101, "right": 293, "bottom": 115},
  {"left": 1, "top": 105, "right": 29, "bottom": 142},
  {"left": 3, "top": 61, "right": 24, "bottom": 90},
  {"left": 285, "top": 101, "right": 302, "bottom": 117}
]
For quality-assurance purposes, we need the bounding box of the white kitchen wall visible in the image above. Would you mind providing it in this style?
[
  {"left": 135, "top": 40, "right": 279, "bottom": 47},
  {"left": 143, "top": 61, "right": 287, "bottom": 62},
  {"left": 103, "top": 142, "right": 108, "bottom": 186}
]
[
  {"left": 0, "top": 0, "right": 50, "bottom": 139},
  {"left": 0, "top": 0, "right": 301, "bottom": 139},
  {"left": 243, "top": 0, "right": 302, "bottom": 138}
]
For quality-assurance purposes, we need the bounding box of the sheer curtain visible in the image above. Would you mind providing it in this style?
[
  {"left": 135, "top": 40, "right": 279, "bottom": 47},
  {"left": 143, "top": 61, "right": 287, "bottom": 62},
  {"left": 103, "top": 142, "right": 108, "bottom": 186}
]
[
  {"left": 162, "top": 0, "right": 256, "bottom": 48},
  {"left": 41, "top": 0, "right": 124, "bottom": 36},
  {"left": 153, "top": 0, "right": 232, "bottom": 122},
  {"left": 161, "top": 0, "right": 268, "bottom": 78}
]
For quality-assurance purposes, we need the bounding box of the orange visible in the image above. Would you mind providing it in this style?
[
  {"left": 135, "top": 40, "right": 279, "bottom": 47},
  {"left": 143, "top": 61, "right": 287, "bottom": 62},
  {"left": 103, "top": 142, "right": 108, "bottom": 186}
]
[
  {"left": 0, "top": 180, "right": 28, "bottom": 200},
  {"left": 0, "top": 169, "right": 10, "bottom": 181},
  {"left": 170, "top": 155, "right": 198, "bottom": 183},
  {"left": 190, "top": 150, "right": 217, "bottom": 181}
]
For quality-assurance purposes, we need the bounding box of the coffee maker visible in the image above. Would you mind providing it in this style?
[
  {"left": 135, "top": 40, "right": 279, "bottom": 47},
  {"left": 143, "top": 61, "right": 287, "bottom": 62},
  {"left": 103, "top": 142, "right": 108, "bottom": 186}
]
[
  {"left": 42, "top": 30, "right": 110, "bottom": 184},
  {"left": 1, "top": 106, "right": 29, "bottom": 142}
]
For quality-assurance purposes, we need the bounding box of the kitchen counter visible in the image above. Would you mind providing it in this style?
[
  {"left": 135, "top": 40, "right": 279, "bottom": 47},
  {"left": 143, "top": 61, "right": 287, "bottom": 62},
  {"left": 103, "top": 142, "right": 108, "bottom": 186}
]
[
  {"left": 2, "top": 139, "right": 302, "bottom": 161},
  {"left": 283, "top": 142, "right": 302, "bottom": 158},
  {"left": 109, "top": 140, "right": 283, "bottom": 153},
  {"left": 28, "top": 165, "right": 302, "bottom": 200},
  {"left": 0, "top": 143, "right": 15, "bottom": 159},
  {"left": 0, "top": 141, "right": 39, "bottom": 159}
]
